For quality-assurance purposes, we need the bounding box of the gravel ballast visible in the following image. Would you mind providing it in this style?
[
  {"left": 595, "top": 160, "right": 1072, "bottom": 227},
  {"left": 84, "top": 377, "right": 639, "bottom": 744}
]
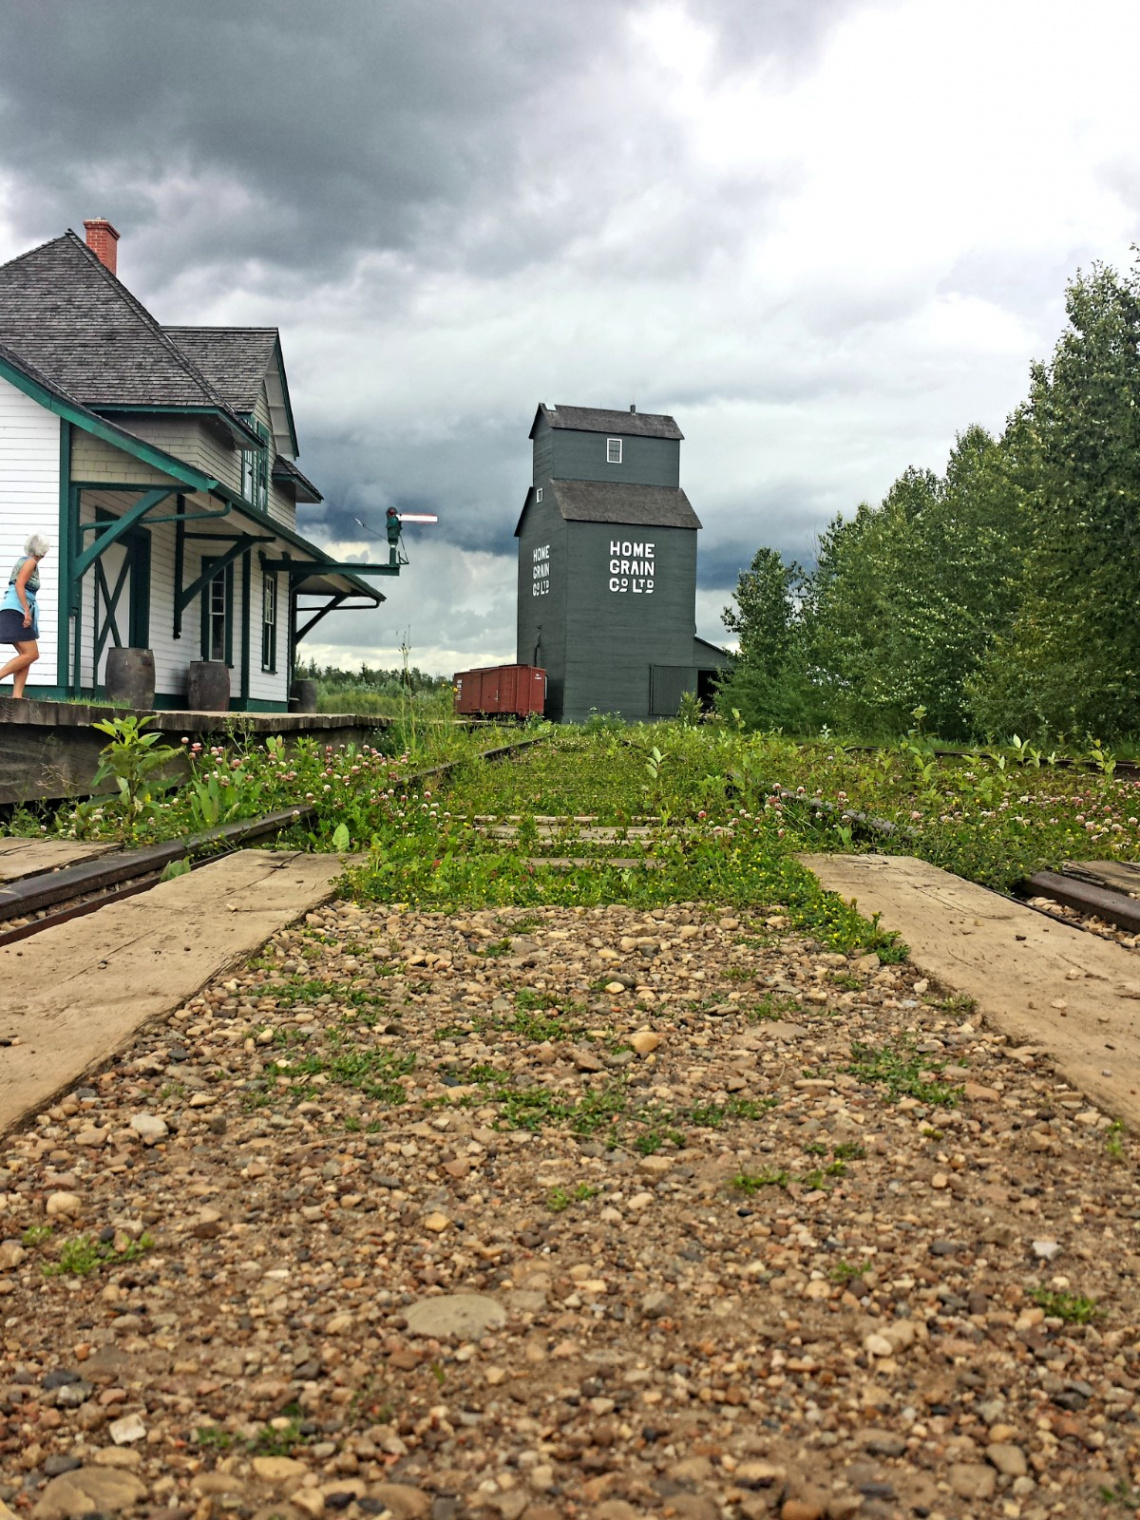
[{"left": 1, "top": 901, "right": 1138, "bottom": 1520}]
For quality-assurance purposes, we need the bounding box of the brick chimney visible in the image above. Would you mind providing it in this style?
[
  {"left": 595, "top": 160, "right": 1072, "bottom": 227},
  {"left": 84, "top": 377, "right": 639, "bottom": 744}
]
[{"left": 83, "top": 219, "right": 120, "bottom": 276}]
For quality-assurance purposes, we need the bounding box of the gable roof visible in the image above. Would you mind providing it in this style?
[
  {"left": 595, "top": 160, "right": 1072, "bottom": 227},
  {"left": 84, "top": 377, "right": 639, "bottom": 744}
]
[
  {"left": 0, "top": 232, "right": 257, "bottom": 443},
  {"left": 164, "top": 325, "right": 300, "bottom": 457},
  {"left": 272, "top": 453, "right": 322, "bottom": 504},
  {"left": 0, "top": 339, "right": 220, "bottom": 494},
  {"left": 163, "top": 327, "right": 279, "bottom": 413},
  {"left": 530, "top": 403, "right": 683, "bottom": 441},
  {"left": 515, "top": 479, "right": 701, "bottom": 536}
]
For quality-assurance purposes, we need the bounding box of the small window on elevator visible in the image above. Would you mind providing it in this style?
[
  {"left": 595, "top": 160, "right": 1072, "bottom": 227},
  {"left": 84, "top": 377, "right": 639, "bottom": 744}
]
[{"left": 606, "top": 438, "right": 622, "bottom": 464}]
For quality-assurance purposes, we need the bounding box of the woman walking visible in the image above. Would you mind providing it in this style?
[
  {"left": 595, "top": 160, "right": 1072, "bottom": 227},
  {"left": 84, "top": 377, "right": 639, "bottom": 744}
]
[{"left": 0, "top": 534, "right": 50, "bottom": 698}]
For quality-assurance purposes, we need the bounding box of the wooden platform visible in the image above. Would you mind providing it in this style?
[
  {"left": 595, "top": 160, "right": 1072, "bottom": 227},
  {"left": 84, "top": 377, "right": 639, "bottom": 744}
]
[
  {"left": 0, "top": 850, "right": 350, "bottom": 1135},
  {"left": 803, "top": 853, "right": 1140, "bottom": 1126},
  {"left": 0, "top": 837, "right": 117, "bottom": 883}
]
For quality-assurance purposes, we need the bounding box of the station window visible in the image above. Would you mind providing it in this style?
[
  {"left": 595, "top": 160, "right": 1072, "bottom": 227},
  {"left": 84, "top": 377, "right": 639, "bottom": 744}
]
[
  {"left": 606, "top": 438, "right": 622, "bottom": 464},
  {"left": 200, "top": 557, "right": 233, "bottom": 666},
  {"left": 261, "top": 572, "right": 277, "bottom": 672},
  {"left": 241, "top": 421, "right": 270, "bottom": 510},
  {"left": 536, "top": 487, "right": 543, "bottom": 502}
]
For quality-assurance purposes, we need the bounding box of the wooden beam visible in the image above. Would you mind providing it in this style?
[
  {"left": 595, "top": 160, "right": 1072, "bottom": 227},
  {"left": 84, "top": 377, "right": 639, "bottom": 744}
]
[{"left": 74, "top": 489, "right": 174, "bottom": 578}]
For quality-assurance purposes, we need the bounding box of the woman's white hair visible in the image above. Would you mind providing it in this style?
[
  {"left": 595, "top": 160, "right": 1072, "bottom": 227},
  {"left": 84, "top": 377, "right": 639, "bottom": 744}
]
[{"left": 24, "top": 534, "right": 50, "bottom": 557}]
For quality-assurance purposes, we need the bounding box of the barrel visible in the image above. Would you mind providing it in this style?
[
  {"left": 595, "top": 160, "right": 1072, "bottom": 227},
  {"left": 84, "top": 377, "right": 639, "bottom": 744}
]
[
  {"left": 289, "top": 679, "right": 319, "bottom": 714},
  {"left": 186, "top": 661, "right": 230, "bottom": 712},
  {"left": 104, "top": 647, "right": 155, "bottom": 710}
]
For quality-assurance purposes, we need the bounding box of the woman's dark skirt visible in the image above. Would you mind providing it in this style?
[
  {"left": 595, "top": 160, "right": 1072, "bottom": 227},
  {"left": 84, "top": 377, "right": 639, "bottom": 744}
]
[{"left": 0, "top": 608, "right": 32, "bottom": 646}]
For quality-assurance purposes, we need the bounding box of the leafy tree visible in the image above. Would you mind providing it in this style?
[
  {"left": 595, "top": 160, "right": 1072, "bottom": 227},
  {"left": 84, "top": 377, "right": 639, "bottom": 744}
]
[
  {"left": 969, "top": 260, "right": 1140, "bottom": 738},
  {"left": 718, "top": 547, "right": 811, "bottom": 729}
]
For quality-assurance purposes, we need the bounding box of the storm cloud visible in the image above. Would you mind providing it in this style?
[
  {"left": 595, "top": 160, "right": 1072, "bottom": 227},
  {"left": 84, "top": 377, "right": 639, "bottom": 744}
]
[{"left": 2, "top": 0, "right": 1139, "bottom": 671}]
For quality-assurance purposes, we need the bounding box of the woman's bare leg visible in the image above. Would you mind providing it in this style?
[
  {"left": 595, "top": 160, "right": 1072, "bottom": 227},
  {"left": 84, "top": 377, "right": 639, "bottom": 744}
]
[{"left": 0, "top": 641, "right": 38, "bottom": 697}]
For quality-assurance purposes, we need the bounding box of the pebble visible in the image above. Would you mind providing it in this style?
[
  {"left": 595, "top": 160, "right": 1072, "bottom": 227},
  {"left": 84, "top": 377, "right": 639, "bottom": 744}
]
[{"left": 405, "top": 1292, "right": 507, "bottom": 1338}]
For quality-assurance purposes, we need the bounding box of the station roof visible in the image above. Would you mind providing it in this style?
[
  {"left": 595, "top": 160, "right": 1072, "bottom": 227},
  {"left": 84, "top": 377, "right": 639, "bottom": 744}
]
[
  {"left": 515, "top": 479, "right": 701, "bottom": 535},
  {"left": 530, "top": 403, "right": 683, "bottom": 441},
  {"left": 0, "top": 233, "right": 257, "bottom": 444}
]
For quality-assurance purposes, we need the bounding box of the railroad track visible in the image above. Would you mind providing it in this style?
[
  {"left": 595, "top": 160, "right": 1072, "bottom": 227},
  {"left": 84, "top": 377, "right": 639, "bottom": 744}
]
[
  {"left": 838, "top": 742, "right": 1140, "bottom": 779},
  {"left": 0, "top": 735, "right": 545, "bottom": 949}
]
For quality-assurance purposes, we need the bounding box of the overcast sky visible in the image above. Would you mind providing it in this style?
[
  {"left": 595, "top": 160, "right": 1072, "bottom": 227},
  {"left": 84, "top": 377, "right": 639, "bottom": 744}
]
[{"left": 2, "top": 0, "right": 1138, "bottom": 673}]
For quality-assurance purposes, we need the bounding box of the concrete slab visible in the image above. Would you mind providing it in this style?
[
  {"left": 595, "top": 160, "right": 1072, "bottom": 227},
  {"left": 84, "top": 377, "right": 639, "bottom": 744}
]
[
  {"left": 803, "top": 852, "right": 1140, "bottom": 1126},
  {"left": 0, "top": 837, "right": 118, "bottom": 882},
  {"left": 0, "top": 849, "right": 351, "bottom": 1135}
]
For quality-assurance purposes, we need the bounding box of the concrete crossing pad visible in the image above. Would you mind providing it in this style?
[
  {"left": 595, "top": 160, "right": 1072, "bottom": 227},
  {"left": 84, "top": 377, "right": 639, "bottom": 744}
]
[
  {"left": 804, "top": 852, "right": 1140, "bottom": 1126},
  {"left": 0, "top": 849, "right": 349, "bottom": 1134}
]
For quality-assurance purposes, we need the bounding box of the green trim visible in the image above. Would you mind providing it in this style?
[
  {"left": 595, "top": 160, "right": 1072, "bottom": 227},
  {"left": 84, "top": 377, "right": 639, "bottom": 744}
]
[
  {"left": 91, "top": 403, "right": 260, "bottom": 449},
  {"left": 178, "top": 534, "right": 263, "bottom": 614},
  {"left": 240, "top": 549, "right": 251, "bottom": 706},
  {"left": 173, "top": 497, "right": 185, "bottom": 640},
  {"left": 221, "top": 496, "right": 386, "bottom": 603},
  {"left": 274, "top": 342, "right": 300, "bottom": 458},
  {"left": 0, "top": 353, "right": 219, "bottom": 492},
  {"left": 70, "top": 485, "right": 82, "bottom": 696},
  {"left": 92, "top": 551, "right": 131, "bottom": 673},
  {"left": 232, "top": 697, "right": 289, "bottom": 713},
  {"left": 74, "top": 489, "right": 174, "bottom": 577},
  {"left": 56, "top": 421, "right": 72, "bottom": 689},
  {"left": 261, "top": 559, "right": 399, "bottom": 578}
]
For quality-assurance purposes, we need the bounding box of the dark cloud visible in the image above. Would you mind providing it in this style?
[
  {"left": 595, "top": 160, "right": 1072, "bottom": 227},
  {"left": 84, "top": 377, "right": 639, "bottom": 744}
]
[{"left": 0, "top": 0, "right": 862, "bottom": 287}]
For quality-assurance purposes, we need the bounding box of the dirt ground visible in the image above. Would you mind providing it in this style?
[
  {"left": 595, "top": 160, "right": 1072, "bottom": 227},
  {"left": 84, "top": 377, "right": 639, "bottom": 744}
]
[{"left": 2, "top": 900, "right": 1139, "bottom": 1520}]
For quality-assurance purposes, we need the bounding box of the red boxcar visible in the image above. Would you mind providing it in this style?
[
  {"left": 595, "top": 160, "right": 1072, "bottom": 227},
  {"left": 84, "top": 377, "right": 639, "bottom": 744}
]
[{"left": 453, "top": 664, "right": 546, "bottom": 718}]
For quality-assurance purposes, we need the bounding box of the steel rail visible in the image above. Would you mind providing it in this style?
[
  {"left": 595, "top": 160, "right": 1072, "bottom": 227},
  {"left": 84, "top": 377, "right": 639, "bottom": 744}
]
[{"left": 0, "top": 734, "right": 546, "bottom": 938}]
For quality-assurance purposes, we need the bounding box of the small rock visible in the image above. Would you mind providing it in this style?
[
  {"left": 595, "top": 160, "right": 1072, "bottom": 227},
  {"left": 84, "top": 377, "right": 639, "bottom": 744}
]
[
  {"left": 948, "top": 1462, "right": 996, "bottom": 1501},
  {"left": 986, "top": 1443, "right": 1028, "bottom": 1477},
  {"left": 252, "top": 1456, "right": 308, "bottom": 1484},
  {"left": 1032, "top": 1239, "right": 1062, "bottom": 1261},
  {"left": 43, "top": 1457, "right": 83, "bottom": 1478},
  {"left": 629, "top": 1031, "right": 661, "bottom": 1055},
  {"left": 404, "top": 1293, "right": 506, "bottom": 1339},
  {"left": 638, "top": 1154, "right": 673, "bottom": 1177},
  {"left": 108, "top": 1412, "right": 147, "bottom": 1445},
  {"left": 46, "top": 1192, "right": 82, "bottom": 1217},
  {"left": 963, "top": 1081, "right": 1000, "bottom": 1102},
  {"left": 855, "top": 1427, "right": 907, "bottom": 1458},
  {"left": 863, "top": 1333, "right": 894, "bottom": 1358},
  {"left": 128, "top": 1114, "right": 168, "bottom": 1145},
  {"left": 367, "top": 1485, "right": 432, "bottom": 1520},
  {"left": 423, "top": 1212, "right": 450, "bottom": 1233},
  {"left": 0, "top": 1240, "right": 26, "bottom": 1270},
  {"left": 640, "top": 1290, "right": 673, "bottom": 1319},
  {"left": 780, "top": 1501, "right": 824, "bottom": 1520},
  {"left": 736, "top": 1461, "right": 786, "bottom": 1486},
  {"left": 32, "top": 1467, "right": 146, "bottom": 1519}
]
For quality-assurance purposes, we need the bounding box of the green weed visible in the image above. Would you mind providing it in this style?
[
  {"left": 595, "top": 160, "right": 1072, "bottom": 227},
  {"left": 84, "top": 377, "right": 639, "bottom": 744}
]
[
  {"left": 1030, "top": 1288, "right": 1102, "bottom": 1324},
  {"left": 44, "top": 1232, "right": 155, "bottom": 1277},
  {"left": 846, "top": 1040, "right": 961, "bottom": 1106}
]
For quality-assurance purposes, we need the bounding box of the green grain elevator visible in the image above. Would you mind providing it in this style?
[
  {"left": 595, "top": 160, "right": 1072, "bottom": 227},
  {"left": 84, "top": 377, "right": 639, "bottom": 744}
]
[{"left": 515, "top": 403, "right": 731, "bottom": 723}]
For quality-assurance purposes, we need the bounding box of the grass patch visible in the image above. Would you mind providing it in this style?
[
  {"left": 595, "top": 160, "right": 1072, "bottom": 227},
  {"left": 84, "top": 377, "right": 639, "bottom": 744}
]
[
  {"left": 830, "top": 1259, "right": 873, "bottom": 1284},
  {"left": 267, "top": 1044, "right": 415, "bottom": 1104},
  {"left": 1030, "top": 1287, "right": 1102, "bottom": 1324},
  {"left": 846, "top": 1040, "right": 961, "bottom": 1106},
  {"left": 546, "top": 1183, "right": 599, "bottom": 1212},
  {"left": 44, "top": 1231, "right": 154, "bottom": 1277},
  {"left": 733, "top": 1169, "right": 790, "bottom": 1192}
]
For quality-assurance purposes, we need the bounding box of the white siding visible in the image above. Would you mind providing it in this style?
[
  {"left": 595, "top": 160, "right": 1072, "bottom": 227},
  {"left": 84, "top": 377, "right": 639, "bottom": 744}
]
[
  {"left": 76, "top": 488, "right": 291, "bottom": 708},
  {"left": 253, "top": 382, "right": 298, "bottom": 533},
  {"left": 0, "top": 375, "right": 61, "bottom": 687}
]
